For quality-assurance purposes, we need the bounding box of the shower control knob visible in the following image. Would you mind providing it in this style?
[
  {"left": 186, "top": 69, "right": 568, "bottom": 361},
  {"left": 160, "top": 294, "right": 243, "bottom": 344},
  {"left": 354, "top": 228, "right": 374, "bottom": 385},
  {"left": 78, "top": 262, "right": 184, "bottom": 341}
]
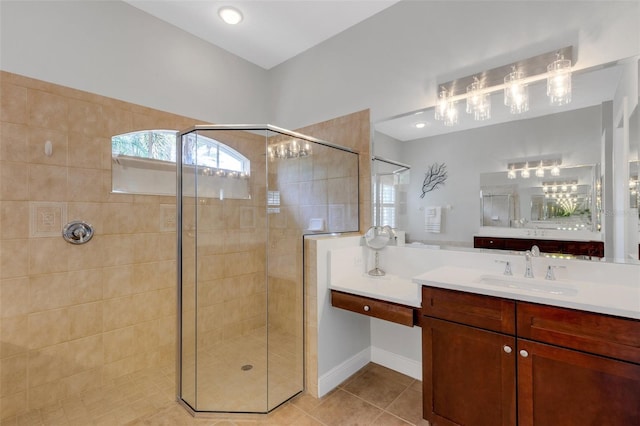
[
  {"left": 363, "top": 305, "right": 370, "bottom": 312},
  {"left": 63, "top": 221, "right": 94, "bottom": 245}
]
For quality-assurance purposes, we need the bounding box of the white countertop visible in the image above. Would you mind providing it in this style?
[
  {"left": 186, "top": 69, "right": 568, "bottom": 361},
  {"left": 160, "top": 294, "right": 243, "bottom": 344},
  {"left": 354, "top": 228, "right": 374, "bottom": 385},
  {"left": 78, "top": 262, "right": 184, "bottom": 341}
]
[
  {"left": 413, "top": 266, "right": 640, "bottom": 320},
  {"left": 330, "top": 274, "right": 421, "bottom": 308}
]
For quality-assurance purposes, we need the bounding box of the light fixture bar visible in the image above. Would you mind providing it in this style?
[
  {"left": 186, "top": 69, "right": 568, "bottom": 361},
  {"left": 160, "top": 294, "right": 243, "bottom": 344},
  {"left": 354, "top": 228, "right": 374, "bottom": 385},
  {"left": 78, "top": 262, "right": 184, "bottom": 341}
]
[{"left": 437, "top": 46, "right": 573, "bottom": 99}]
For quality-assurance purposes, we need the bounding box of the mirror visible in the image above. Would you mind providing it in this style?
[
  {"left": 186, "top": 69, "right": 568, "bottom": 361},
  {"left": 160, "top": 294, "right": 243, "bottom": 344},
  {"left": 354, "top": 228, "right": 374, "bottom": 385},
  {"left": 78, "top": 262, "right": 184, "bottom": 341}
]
[{"left": 373, "top": 55, "right": 639, "bottom": 263}]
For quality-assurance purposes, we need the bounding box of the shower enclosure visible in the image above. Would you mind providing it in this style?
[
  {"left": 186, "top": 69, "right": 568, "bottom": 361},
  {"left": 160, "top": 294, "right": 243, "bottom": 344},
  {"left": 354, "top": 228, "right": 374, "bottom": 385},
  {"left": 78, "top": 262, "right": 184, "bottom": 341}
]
[{"left": 177, "top": 125, "right": 359, "bottom": 414}]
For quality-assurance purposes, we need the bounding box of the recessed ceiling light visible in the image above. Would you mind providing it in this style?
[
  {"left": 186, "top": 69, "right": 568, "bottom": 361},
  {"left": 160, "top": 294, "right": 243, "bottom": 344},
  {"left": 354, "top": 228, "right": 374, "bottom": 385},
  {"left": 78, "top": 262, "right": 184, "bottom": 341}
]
[
  {"left": 218, "top": 6, "right": 243, "bottom": 25},
  {"left": 415, "top": 122, "right": 426, "bottom": 129}
]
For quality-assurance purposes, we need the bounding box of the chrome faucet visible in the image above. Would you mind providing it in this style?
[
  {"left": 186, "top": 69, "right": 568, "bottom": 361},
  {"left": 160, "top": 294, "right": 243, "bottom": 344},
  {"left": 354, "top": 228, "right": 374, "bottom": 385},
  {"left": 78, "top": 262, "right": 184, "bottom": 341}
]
[{"left": 524, "top": 251, "right": 534, "bottom": 278}]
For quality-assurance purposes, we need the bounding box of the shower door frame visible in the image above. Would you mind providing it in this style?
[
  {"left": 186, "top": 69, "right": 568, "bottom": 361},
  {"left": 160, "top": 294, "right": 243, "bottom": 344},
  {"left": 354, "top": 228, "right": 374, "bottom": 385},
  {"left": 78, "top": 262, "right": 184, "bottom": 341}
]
[{"left": 175, "top": 124, "right": 357, "bottom": 416}]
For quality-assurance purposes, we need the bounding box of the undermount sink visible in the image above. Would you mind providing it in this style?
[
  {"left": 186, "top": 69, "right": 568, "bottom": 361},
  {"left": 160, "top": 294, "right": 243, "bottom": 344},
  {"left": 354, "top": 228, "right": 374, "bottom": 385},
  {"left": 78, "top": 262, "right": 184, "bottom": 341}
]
[{"left": 475, "top": 275, "right": 578, "bottom": 296}]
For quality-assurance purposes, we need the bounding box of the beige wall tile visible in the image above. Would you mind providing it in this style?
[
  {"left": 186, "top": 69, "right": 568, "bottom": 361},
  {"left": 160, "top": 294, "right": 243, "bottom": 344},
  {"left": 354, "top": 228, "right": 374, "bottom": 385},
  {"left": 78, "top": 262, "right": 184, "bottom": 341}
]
[
  {"left": 28, "top": 272, "right": 70, "bottom": 312},
  {"left": 1, "top": 277, "right": 29, "bottom": 318},
  {"left": 102, "top": 295, "right": 135, "bottom": 331},
  {"left": 102, "top": 264, "right": 133, "bottom": 299},
  {"left": 67, "top": 167, "right": 103, "bottom": 203},
  {"left": 28, "top": 164, "right": 68, "bottom": 201},
  {"left": 1, "top": 83, "right": 27, "bottom": 124},
  {"left": 68, "top": 98, "right": 104, "bottom": 137},
  {"left": 103, "top": 326, "right": 135, "bottom": 364},
  {"left": 28, "top": 308, "right": 69, "bottom": 349},
  {"left": 66, "top": 235, "right": 105, "bottom": 271},
  {"left": 0, "top": 162, "right": 29, "bottom": 201},
  {"left": 69, "top": 301, "right": 103, "bottom": 340},
  {"left": 0, "top": 390, "right": 28, "bottom": 420},
  {"left": 27, "top": 379, "right": 67, "bottom": 410},
  {"left": 28, "top": 342, "right": 69, "bottom": 387},
  {"left": 27, "top": 89, "right": 68, "bottom": 132},
  {"left": 62, "top": 367, "right": 103, "bottom": 398},
  {"left": 67, "top": 202, "right": 104, "bottom": 235},
  {"left": 68, "top": 268, "right": 103, "bottom": 304},
  {"left": 67, "top": 334, "right": 103, "bottom": 376},
  {"left": 0, "top": 201, "right": 29, "bottom": 240},
  {"left": 28, "top": 237, "right": 69, "bottom": 275},
  {"left": 0, "top": 122, "right": 28, "bottom": 163},
  {"left": 0, "top": 353, "right": 27, "bottom": 397},
  {"left": 0, "top": 315, "right": 28, "bottom": 358},
  {"left": 0, "top": 239, "right": 28, "bottom": 279}
]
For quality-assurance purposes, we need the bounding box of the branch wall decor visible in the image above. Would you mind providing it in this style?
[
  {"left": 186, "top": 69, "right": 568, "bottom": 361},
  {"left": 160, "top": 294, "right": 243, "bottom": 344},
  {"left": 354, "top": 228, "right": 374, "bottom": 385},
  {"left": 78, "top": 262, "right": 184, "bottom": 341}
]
[{"left": 421, "top": 163, "right": 447, "bottom": 198}]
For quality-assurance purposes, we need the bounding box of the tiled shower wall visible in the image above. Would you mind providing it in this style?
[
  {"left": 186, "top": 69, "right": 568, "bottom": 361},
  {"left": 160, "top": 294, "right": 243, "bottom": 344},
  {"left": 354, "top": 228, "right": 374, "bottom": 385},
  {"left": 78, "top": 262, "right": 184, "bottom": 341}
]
[
  {"left": 0, "top": 71, "right": 200, "bottom": 419},
  {"left": 0, "top": 70, "right": 371, "bottom": 416}
]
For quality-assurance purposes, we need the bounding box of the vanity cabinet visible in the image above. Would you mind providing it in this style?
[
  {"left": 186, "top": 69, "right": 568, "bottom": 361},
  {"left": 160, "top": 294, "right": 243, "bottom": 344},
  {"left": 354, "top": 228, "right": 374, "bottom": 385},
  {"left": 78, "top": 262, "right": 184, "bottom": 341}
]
[
  {"left": 422, "top": 286, "right": 640, "bottom": 426},
  {"left": 473, "top": 236, "right": 604, "bottom": 258}
]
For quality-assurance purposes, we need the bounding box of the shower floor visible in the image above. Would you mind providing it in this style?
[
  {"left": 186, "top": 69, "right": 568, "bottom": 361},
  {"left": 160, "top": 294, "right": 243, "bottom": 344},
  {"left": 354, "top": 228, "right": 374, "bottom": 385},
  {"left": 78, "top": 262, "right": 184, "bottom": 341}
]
[{"left": 183, "top": 327, "right": 304, "bottom": 413}]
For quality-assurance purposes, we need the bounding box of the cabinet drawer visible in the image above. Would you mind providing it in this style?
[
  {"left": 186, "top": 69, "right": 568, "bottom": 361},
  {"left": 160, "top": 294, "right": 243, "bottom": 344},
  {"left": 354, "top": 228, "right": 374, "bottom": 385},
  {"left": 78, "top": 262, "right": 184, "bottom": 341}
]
[
  {"left": 422, "top": 287, "right": 516, "bottom": 335},
  {"left": 330, "top": 290, "right": 415, "bottom": 326},
  {"left": 517, "top": 302, "right": 640, "bottom": 364},
  {"left": 473, "top": 236, "right": 505, "bottom": 249}
]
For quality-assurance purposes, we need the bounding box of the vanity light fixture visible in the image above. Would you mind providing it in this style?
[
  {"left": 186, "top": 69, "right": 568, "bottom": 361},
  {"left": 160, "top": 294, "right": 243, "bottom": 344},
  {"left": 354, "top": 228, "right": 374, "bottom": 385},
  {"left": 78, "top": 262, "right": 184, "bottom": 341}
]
[
  {"left": 550, "top": 163, "right": 561, "bottom": 176},
  {"left": 218, "top": 6, "right": 243, "bottom": 25},
  {"left": 434, "top": 87, "right": 458, "bottom": 126},
  {"left": 504, "top": 66, "right": 529, "bottom": 114},
  {"left": 466, "top": 77, "right": 491, "bottom": 121},
  {"left": 507, "top": 165, "right": 517, "bottom": 180},
  {"left": 547, "top": 52, "right": 572, "bottom": 106},
  {"left": 535, "top": 161, "right": 545, "bottom": 178},
  {"left": 521, "top": 163, "right": 530, "bottom": 179},
  {"left": 433, "top": 47, "right": 572, "bottom": 126}
]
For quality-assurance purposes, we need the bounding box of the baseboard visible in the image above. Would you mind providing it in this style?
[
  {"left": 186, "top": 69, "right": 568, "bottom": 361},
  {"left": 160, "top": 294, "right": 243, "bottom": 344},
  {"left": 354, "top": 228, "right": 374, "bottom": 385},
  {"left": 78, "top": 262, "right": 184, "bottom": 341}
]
[
  {"left": 371, "top": 346, "right": 422, "bottom": 380},
  {"left": 317, "top": 347, "right": 370, "bottom": 397}
]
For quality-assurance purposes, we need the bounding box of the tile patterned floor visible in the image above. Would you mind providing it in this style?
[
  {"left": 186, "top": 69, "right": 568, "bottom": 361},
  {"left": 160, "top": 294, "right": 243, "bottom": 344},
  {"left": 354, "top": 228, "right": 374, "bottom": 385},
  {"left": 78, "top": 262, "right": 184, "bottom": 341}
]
[{"left": 1, "top": 363, "right": 428, "bottom": 425}]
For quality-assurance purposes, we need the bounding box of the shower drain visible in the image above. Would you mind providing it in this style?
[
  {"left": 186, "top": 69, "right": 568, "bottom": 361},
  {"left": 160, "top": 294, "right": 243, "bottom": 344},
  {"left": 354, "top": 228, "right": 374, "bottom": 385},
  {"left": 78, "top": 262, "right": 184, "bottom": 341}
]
[{"left": 241, "top": 364, "right": 253, "bottom": 371}]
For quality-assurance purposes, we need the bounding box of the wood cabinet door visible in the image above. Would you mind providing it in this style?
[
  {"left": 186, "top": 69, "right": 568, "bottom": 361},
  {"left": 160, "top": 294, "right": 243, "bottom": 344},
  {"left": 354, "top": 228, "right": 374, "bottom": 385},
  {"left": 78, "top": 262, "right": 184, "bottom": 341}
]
[
  {"left": 423, "top": 317, "right": 516, "bottom": 426},
  {"left": 517, "top": 339, "right": 640, "bottom": 426}
]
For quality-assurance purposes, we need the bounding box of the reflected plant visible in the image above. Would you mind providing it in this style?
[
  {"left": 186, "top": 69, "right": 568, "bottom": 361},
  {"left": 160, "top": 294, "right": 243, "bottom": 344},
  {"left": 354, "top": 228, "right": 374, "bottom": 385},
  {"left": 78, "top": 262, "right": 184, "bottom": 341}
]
[{"left": 421, "top": 163, "right": 447, "bottom": 198}]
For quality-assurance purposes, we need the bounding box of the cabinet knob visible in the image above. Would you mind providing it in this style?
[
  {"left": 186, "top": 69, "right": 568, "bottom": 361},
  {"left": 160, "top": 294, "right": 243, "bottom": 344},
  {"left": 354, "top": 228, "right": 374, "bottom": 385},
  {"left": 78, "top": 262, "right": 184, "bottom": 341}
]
[
  {"left": 503, "top": 345, "right": 512, "bottom": 354},
  {"left": 363, "top": 305, "right": 370, "bottom": 312},
  {"left": 519, "top": 349, "right": 529, "bottom": 358}
]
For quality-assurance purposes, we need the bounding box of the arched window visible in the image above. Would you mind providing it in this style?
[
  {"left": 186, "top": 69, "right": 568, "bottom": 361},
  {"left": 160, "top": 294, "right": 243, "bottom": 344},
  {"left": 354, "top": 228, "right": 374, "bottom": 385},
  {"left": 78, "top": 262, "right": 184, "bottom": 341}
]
[
  {"left": 111, "top": 130, "right": 251, "bottom": 197},
  {"left": 112, "top": 130, "right": 249, "bottom": 173}
]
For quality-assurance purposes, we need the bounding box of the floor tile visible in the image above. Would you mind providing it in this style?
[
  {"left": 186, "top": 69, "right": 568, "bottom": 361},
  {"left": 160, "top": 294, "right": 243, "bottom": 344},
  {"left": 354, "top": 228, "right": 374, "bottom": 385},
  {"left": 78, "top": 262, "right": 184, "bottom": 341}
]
[{"left": 309, "top": 389, "right": 383, "bottom": 425}]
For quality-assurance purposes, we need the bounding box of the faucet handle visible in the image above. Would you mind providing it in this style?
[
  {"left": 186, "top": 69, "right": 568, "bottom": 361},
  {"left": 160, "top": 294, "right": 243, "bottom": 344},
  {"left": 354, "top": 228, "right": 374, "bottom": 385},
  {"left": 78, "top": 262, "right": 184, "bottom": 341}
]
[
  {"left": 495, "top": 260, "right": 513, "bottom": 276},
  {"left": 545, "top": 265, "right": 566, "bottom": 280}
]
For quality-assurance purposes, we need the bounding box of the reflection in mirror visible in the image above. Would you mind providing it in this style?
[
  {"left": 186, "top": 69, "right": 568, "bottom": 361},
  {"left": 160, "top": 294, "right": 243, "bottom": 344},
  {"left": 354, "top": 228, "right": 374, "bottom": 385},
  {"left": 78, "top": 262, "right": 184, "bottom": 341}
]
[
  {"left": 373, "top": 55, "right": 639, "bottom": 263},
  {"left": 480, "top": 164, "right": 597, "bottom": 232},
  {"left": 372, "top": 156, "right": 410, "bottom": 229}
]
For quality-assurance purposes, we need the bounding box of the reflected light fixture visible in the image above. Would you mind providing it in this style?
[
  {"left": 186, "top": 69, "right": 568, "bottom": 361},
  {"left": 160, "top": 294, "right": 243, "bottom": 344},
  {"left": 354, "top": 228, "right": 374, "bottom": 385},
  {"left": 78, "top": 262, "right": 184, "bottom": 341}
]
[
  {"left": 415, "top": 122, "right": 426, "bottom": 129},
  {"left": 550, "top": 163, "right": 561, "bottom": 177},
  {"left": 535, "top": 161, "right": 545, "bottom": 178},
  {"left": 507, "top": 165, "right": 517, "bottom": 180},
  {"left": 218, "top": 6, "right": 243, "bottom": 25},
  {"left": 504, "top": 66, "right": 529, "bottom": 114},
  {"left": 521, "top": 163, "right": 530, "bottom": 179},
  {"left": 547, "top": 52, "right": 572, "bottom": 105}
]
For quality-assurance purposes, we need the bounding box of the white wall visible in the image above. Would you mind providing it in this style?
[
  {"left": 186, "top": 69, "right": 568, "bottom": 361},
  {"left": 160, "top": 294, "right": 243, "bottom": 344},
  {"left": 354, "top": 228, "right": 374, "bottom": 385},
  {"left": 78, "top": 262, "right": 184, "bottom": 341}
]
[
  {"left": 0, "top": 0, "right": 268, "bottom": 125},
  {"left": 399, "top": 106, "right": 602, "bottom": 244},
  {"left": 269, "top": 1, "right": 640, "bottom": 130}
]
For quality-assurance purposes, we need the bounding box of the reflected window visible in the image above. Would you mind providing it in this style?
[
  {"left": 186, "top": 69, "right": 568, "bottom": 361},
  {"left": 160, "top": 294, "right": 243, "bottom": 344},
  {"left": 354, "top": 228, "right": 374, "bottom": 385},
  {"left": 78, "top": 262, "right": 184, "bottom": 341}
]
[
  {"left": 374, "top": 175, "right": 397, "bottom": 228},
  {"left": 181, "top": 133, "right": 250, "bottom": 174}
]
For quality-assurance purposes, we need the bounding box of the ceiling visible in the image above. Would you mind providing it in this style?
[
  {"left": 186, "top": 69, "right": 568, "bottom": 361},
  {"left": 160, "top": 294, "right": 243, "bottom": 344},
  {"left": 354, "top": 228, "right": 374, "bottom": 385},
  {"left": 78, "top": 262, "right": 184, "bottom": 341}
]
[{"left": 123, "top": 0, "right": 401, "bottom": 70}]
